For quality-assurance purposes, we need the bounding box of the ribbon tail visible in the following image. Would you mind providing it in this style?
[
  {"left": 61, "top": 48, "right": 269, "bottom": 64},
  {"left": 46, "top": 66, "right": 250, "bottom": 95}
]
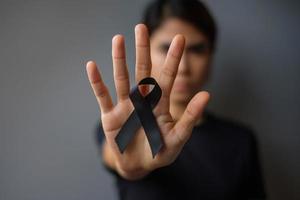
[{"left": 115, "top": 110, "right": 141, "bottom": 153}]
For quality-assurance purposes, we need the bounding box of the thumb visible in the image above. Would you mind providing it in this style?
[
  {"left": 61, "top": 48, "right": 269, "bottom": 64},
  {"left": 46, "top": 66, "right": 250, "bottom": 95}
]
[{"left": 173, "top": 91, "right": 210, "bottom": 145}]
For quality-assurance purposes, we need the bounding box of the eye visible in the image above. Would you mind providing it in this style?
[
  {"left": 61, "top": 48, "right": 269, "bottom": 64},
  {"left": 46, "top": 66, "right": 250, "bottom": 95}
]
[
  {"left": 188, "top": 43, "right": 208, "bottom": 54},
  {"left": 159, "top": 43, "right": 171, "bottom": 54}
]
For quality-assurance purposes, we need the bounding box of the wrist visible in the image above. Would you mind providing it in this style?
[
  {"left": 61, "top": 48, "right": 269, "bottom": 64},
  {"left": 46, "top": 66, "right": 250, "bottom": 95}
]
[{"left": 115, "top": 162, "right": 151, "bottom": 181}]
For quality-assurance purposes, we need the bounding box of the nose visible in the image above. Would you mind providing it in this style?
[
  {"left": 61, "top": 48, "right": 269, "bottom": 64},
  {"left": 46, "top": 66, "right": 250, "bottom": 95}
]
[{"left": 177, "top": 51, "right": 190, "bottom": 76}]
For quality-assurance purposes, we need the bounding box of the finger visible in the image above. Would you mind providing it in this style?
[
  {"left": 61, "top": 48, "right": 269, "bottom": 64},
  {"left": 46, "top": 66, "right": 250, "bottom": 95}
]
[
  {"left": 135, "top": 24, "right": 152, "bottom": 95},
  {"left": 158, "top": 34, "right": 185, "bottom": 100},
  {"left": 86, "top": 61, "right": 114, "bottom": 113},
  {"left": 173, "top": 91, "right": 210, "bottom": 145},
  {"left": 112, "top": 35, "right": 130, "bottom": 101}
]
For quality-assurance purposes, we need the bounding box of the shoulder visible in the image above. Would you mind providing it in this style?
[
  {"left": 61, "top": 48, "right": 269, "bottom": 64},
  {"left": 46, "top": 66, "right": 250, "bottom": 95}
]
[{"left": 203, "top": 111, "right": 258, "bottom": 146}]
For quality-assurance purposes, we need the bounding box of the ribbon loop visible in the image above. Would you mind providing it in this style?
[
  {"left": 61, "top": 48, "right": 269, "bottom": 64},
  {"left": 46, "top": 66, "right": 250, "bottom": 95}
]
[{"left": 115, "top": 77, "right": 163, "bottom": 158}]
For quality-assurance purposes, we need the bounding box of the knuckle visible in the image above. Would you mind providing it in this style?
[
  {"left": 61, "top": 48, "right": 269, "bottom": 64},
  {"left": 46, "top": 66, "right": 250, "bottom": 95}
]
[
  {"left": 115, "top": 73, "right": 128, "bottom": 82},
  {"left": 136, "top": 63, "right": 150, "bottom": 73},
  {"left": 161, "top": 91, "right": 170, "bottom": 99},
  {"left": 185, "top": 107, "right": 195, "bottom": 119},
  {"left": 162, "top": 67, "right": 176, "bottom": 78},
  {"left": 93, "top": 83, "right": 107, "bottom": 98},
  {"left": 169, "top": 51, "right": 181, "bottom": 60},
  {"left": 176, "top": 132, "right": 186, "bottom": 144},
  {"left": 118, "top": 89, "right": 129, "bottom": 99}
]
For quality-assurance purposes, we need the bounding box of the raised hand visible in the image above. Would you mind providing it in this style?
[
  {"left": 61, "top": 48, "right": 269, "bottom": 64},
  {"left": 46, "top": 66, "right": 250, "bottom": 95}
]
[{"left": 86, "top": 24, "right": 210, "bottom": 180}]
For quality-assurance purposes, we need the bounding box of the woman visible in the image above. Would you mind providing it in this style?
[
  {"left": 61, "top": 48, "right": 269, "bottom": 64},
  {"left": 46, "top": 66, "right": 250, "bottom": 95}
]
[{"left": 86, "top": 0, "right": 266, "bottom": 199}]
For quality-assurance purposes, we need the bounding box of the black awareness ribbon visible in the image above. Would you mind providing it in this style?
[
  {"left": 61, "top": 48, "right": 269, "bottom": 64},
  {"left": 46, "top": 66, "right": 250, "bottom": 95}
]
[{"left": 115, "top": 77, "right": 163, "bottom": 158}]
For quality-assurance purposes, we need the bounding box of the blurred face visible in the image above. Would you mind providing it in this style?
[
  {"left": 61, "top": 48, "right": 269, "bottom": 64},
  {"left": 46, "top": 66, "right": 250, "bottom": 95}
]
[{"left": 150, "top": 17, "right": 212, "bottom": 105}]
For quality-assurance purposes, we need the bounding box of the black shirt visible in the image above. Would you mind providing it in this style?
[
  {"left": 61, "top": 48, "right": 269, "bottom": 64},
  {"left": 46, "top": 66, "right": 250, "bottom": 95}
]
[{"left": 95, "top": 112, "right": 266, "bottom": 200}]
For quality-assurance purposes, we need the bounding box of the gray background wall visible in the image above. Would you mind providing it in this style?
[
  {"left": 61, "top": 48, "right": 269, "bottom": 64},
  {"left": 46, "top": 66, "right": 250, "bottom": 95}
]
[{"left": 0, "top": 0, "right": 299, "bottom": 200}]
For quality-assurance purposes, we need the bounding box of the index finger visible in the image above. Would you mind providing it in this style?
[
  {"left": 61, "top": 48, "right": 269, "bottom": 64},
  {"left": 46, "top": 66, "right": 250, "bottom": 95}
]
[{"left": 158, "top": 34, "right": 185, "bottom": 99}]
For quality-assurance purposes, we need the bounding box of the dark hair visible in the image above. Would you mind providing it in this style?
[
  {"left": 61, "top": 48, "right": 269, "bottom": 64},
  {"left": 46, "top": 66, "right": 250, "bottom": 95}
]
[{"left": 142, "top": 0, "right": 217, "bottom": 51}]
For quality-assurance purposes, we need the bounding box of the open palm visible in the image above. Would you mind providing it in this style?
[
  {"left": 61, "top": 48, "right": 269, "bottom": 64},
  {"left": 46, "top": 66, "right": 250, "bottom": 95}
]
[{"left": 86, "top": 24, "right": 209, "bottom": 180}]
